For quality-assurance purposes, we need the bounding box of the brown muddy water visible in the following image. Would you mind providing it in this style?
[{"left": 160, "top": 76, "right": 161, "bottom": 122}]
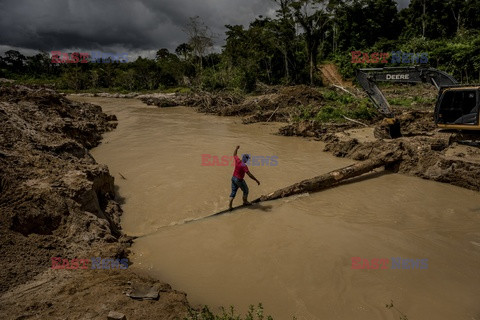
[{"left": 70, "top": 96, "right": 480, "bottom": 320}]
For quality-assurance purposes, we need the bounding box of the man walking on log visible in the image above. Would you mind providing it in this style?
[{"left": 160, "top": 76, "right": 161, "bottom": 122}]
[{"left": 229, "top": 145, "right": 260, "bottom": 211}]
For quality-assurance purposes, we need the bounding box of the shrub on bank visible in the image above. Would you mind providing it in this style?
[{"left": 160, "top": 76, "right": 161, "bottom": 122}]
[{"left": 185, "top": 304, "right": 274, "bottom": 320}]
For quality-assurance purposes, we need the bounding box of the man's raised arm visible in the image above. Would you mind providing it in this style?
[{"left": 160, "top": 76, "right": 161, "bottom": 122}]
[{"left": 234, "top": 145, "right": 240, "bottom": 156}]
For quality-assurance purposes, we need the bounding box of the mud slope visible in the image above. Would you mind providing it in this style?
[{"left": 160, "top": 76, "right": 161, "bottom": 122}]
[{"left": 0, "top": 85, "right": 190, "bottom": 320}]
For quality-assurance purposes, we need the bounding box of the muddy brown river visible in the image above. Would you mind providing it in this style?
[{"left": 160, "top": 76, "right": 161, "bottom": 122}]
[{"left": 71, "top": 96, "right": 480, "bottom": 320}]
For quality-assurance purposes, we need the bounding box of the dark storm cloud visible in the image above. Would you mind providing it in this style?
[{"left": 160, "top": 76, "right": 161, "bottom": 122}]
[
  {"left": 0, "top": 0, "right": 274, "bottom": 55},
  {"left": 0, "top": 0, "right": 409, "bottom": 57}
]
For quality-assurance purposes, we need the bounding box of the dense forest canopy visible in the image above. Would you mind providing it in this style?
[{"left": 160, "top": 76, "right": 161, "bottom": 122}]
[{"left": 1, "top": 0, "right": 479, "bottom": 92}]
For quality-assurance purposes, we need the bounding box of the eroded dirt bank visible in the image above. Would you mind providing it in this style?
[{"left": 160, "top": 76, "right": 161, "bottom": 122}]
[{"left": 0, "top": 85, "right": 190, "bottom": 320}]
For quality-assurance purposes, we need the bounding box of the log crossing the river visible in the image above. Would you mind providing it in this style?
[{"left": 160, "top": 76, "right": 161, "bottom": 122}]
[{"left": 251, "top": 151, "right": 401, "bottom": 204}]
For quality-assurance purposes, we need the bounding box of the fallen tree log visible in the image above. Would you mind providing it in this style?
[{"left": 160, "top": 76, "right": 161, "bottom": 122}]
[{"left": 252, "top": 151, "right": 401, "bottom": 203}]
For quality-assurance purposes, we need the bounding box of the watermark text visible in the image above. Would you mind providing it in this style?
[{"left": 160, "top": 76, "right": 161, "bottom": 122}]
[
  {"left": 51, "top": 257, "right": 129, "bottom": 270},
  {"left": 51, "top": 51, "right": 128, "bottom": 64},
  {"left": 351, "top": 51, "right": 428, "bottom": 64},
  {"left": 201, "top": 154, "right": 278, "bottom": 166},
  {"left": 351, "top": 257, "right": 428, "bottom": 270}
]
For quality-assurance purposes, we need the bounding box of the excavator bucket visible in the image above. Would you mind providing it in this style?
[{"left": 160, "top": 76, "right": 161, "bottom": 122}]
[
  {"left": 374, "top": 118, "right": 402, "bottom": 139},
  {"left": 389, "top": 120, "right": 402, "bottom": 139}
]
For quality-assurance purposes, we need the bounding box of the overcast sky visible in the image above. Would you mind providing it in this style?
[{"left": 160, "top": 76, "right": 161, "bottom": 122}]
[{"left": 0, "top": 0, "right": 410, "bottom": 59}]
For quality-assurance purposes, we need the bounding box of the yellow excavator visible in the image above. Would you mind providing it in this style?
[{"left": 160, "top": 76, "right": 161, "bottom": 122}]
[{"left": 356, "top": 66, "right": 480, "bottom": 138}]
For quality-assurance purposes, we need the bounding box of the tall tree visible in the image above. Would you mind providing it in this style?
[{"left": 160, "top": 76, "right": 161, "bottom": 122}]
[
  {"left": 175, "top": 43, "right": 193, "bottom": 61},
  {"left": 328, "top": 0, "right": 399, "bottom": 52},
  {"left": 25, "top": 52, "right": 51, "bottom": 77},
  {"left": 462, "top": 0, "right": 480, "bottom": 30},
  {"left": 291, "top": 0, "right": 330, "bottom": 84},
  {"left": 273, "top": 0, "right": 296, "bottom": 82},
  {"left": 155, "top": 48, "right": 170, "bottom": 61},
  {"left": 3, "top": 50, "right": 26, "bottom": 74},
  {"left": 183, "top": 16, "right": 214, "bottom": 70},
  {"left": 399, "top": 0, "right": 467, "bottom": 39}
]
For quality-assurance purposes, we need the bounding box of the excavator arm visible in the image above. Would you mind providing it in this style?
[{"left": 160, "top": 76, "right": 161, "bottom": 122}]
[{"left": 356, "top": 66, "right": 458, "bottom": 138}]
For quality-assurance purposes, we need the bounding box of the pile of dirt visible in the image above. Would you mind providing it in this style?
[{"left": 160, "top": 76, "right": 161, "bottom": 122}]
[
  {"left": 0, "top": 85, "right": 122, "bottom": 292},
  {"left": 395, "top": 110, "right": 437, "bottom": 136},
  {"left": 278, "top": 120, "right": 362, "bottom": 138},
  {"left": 0, "top": 85, "right": 191, "bottom": 319},
  {"left": 139, "top": 86, "right": 327, "bottom": 123},
  {"left": 242, "top": 85, "right": 326, "bottom": 122},
  {"left": 319, "top": 128, "right": 480, "bottom": 191},
  {"left": 189, "top": 91, "right": 246, "bottom": 115}
]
